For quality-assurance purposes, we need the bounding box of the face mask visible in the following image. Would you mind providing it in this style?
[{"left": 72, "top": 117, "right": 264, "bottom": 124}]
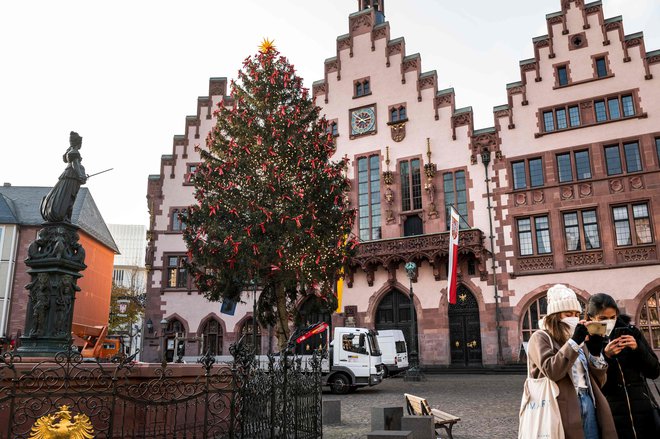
[
  {"left": 561, "top": 316, "right": 579, "bottom": 332},
  {"left": 603, "top": 319, "right": 616, "bottom": 337}
]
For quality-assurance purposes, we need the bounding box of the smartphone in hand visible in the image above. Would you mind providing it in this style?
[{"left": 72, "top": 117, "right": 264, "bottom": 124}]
[
  {"left": 611, "top": 326, "right": 634, "bottom": 340},
  {"left": 586, "top": 321, "right": 607, "bottom": 336}
]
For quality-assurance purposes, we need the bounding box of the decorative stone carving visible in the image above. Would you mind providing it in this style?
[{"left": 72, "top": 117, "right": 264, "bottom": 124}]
[
  {"left": 514, "top": 193, "right": 527, "bottom": 206},
  {"left": 387, "top": 42, "right": 403, "bottom": 56},
  {"left": 609, "top": 178, "right": 624, "bottom": 193},
  {"left": 27, "top": 226, "right": 86, "bottom": 264},
  {"left": 560, "top": 185, "right": 574, "bottom": 200},
  {"left": 372, "top": 26, "right": 387, "bottom": 40},
  {"left": 390, "top": 122, "right": 406, "bottom": 142},
  {"left": 604, "top": 22, "right": 621, "bottom": 31},
  {"left": 337, "top": 36, "right": 351, "bottom": 51},
  {"left": 578, "top": 183, "right": 593, "bottom": 198},
  {"left": 312, "top": 82, "right": 327, "bottom": 98},
  {"left": 453, "top": 113, "right": 472, "bottom": 127},
  {"left": 418, "top": 76, "right": 435, "bottom": 89},
  {"left": 629, "top": 175, "right": 644, "bottom": 190},
  {"left": 565, "top": 250, "right": 604, "bottom": 268},
  {"left": 350, "top": 13, "right": 372, "bottom": 33},
  {"left": 617, "top": 246, "right": 657, "bottom": 263},
  {"left": 532, "top": 190, "right": 544, "bottom": 205},
  {"left": 325, "top": 59, "right": 339, "bottom": 74},
  {"left": 435, "top": 94, "right": 452, "bottom": 108},
  {"left": 352, "top": 230, "right": 488, "bottom": 281},
  {"left": 547, "top": 16, "right": 564, "bottom": 25},
  {"left": 507, "top": 86, "right": 524, "bottom": 96},
  {"left": 494, "top": 109, "right": 510, "bottom": 119},
  {"left": 625, "top": 38, "right": 642, "bottom": 48},
  {"left": 580, "top": 101, "right": 593, "bottom": 109},
  {"left": 521, "top": 62, "right": 537, "bottom": 72},
  {"left": 382, "top": 170, "right": 394, "bottom": 186},
  {"left": 402, "top": 59, "right": 419, "bottom": 73},
  {"left": 518, "top": 255, "right": 555, "bottom": 272}
]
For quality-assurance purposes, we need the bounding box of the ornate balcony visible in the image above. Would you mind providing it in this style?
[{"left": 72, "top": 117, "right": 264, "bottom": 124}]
[{"left": 347, "top": 229, "right": 489, "bottom": 286}]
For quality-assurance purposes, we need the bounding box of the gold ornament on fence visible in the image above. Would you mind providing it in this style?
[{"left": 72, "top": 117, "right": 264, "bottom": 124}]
[{"left": 30, "top": 405, "right": 94, "bottom": 439}]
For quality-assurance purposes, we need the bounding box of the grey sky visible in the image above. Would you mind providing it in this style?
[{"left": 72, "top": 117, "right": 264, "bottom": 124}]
[{"left": 1, "top": 0, "right": 658, "bottom": 227}]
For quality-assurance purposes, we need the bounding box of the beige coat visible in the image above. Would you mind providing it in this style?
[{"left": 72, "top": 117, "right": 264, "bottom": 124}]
[{"left": 527, "top": 330, "right": 618, "bottom": 439}]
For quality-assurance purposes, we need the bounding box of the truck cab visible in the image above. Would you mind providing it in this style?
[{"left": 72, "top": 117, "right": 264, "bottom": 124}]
[{"left": 324, "top": 327, "right": 383, "bottom": 394}]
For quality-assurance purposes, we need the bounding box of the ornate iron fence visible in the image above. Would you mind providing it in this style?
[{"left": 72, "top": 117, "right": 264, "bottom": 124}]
[{"left": 0, "top": 343, "right": 322, "bottom": 438}]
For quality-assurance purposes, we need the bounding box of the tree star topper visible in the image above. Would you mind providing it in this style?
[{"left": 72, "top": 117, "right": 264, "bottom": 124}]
[{"left": 259, "top": 38, "right": 276, "bottom": 53}]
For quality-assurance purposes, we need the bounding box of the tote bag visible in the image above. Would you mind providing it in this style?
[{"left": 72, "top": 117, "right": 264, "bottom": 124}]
[{"left": 518, "top": 331, "right": 565, "bottom": 439}]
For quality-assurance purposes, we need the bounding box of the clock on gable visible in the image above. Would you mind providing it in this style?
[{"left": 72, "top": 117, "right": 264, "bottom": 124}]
[{"left": 350, "top": 105, "right": 377, "bottom": 138}]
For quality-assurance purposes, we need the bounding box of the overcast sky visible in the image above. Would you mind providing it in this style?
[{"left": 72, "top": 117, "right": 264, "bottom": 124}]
[{"left": 1, "top": 0, "right": 658, "bottom": 228}]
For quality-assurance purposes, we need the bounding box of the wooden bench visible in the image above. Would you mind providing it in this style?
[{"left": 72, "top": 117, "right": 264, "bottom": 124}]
[{"left": 404, "top": 393, "right": 460, "bottom": 439}]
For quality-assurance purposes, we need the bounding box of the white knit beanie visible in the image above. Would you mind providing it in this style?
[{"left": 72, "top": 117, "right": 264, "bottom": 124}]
[{"left": 546, "top": 284, "right": 582, "bottom": 315}]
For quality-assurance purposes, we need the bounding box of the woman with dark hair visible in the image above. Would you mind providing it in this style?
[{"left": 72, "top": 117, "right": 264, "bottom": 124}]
[
  {"left": 525, "top": 284, "right": 617, "bottom": 439},
  {"left": 587, "top": 293, "right": 660, "bottom": 437}
]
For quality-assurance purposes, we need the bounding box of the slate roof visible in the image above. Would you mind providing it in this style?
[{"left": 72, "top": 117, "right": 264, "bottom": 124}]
[
  {"left": 0, "top": 186, "right": 119, "bottom": 253},
  {"left": 0, "top": 193, "right": 18, "bottom": 224}
]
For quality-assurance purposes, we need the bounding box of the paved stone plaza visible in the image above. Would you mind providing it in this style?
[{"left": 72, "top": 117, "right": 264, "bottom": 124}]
[{"left": 322, "top": 374, "right": 525, "bottom": 438}]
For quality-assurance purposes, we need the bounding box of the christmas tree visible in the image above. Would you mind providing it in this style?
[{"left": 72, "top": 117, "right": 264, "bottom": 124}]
[{"left": 183, "top": 40, "right": 357, "bottom": 349}]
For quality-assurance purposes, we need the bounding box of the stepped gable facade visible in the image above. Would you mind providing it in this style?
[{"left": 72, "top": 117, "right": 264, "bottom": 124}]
[{"left": 143, "top": 0, "right": 660, "bottom": 366}]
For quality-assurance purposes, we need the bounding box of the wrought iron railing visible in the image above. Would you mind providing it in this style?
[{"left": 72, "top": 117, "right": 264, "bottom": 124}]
[{"left": 0, "top": 342, "right": 322, "bottom": 439}]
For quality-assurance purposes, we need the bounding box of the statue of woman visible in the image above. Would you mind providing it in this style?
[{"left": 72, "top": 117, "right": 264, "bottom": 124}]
[{"left": 40, "top": 132, "right": 87, "bottom": 223}]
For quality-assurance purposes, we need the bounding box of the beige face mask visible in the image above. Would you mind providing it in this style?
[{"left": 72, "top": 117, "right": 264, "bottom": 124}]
[{"left": 603, "top": 319, "right": 616, "bottom": 337}]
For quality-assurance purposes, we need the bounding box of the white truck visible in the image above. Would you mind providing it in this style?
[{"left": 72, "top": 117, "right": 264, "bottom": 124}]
[
  {"left": 296, "top": 324, "right": 384, "bottom": 394},
  {"left": 375, "top": 329, "right": 409, "bottom": 377}
]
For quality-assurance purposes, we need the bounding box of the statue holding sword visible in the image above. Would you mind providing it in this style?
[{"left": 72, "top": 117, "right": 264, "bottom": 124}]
[{"left": 40, "top": 131, "right": 112, "bottom": 223}]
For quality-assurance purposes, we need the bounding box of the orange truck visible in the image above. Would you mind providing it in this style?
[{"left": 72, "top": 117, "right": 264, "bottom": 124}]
[{"left": 71, "top": 323, "right": 120, "bottom": 360}]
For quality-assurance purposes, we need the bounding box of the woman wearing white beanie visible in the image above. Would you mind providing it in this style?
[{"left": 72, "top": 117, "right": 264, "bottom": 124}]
[{"left": 524, "top": 284, "right": 618, "bottom": 439}]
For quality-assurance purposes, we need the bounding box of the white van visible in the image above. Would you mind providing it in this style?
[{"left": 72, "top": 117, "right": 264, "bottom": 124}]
[{"left": 376, "top": 329, "right": 408, "bottom": 377}]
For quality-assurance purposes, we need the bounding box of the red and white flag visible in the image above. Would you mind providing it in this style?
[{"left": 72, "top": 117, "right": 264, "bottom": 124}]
[{"left": 447, "top": 207, "right": 460, "bottom": 304}]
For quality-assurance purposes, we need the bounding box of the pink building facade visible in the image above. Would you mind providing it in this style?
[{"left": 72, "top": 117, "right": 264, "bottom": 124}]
[{"left": 143, "top": 0, "right": 660, "bottom": 366}]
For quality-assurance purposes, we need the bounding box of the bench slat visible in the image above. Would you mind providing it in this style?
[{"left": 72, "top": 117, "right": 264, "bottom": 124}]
[{"left": 404, "top": 394, "right": 460, "bottom": 424}]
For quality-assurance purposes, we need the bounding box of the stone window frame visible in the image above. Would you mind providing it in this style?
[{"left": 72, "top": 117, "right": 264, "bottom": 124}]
[
  {"left": 536, "top": 89, "right": 643, "bottom": 138},
  {"left": 240, "top": 317, "right": 262, "bottom": 355},
  {"left": 603, "top": 140, "right": 644, "bottom": 176},
  {"left": 510, "top": 157, "right": 544, "bottom": 191},
  {"left": 388, "top": 103, "right": 408, "bottom": 123},
  {"left": 398, "top": 156, "right": 423, "bottom": 214},
  {"left": 183, "top": 162, "right": 201, "bottom": 186},
  {"left": 593, "top": 93, "right": 636, "bottom": 123},
  {"left": 356, "top": 152, "right": 382, "bottom": 242},
  {"left": 561, "top": 208, "right": 602, "bottom": 253},
  {"left": 515, "top": 214, "right": 553, "bottom": 257},
  {"left": 610, "top": 201, "right": 654, "bottom": 248},
  {"left": 442, "top": 169, "right": 470, "bottom": 231},
  {"left": 555, "top": 149, "right": 593, "bottom": 183},
  {"left": 327, "top": 119, "right": 339, "bottom": 137},
  {"left": 554, "top": 62, "right": 571, "bottom": 87},
  {"left": 353, "top": 77, "right": 371, "bottom": 98},
  {"left": 167, "top": 207, "right": 188, "bottom": 233},
  {"left": 591, "top": 53, "right": 612, "bottom": 79},
  {"left": 541, "top": 104, "right": 581, "bottom": 133},
  {"left": 162, "top": 253, "right": 191, "bottom": 292},
  {"left": 568, "top": 32, "right": 588, "bottom": 51}
]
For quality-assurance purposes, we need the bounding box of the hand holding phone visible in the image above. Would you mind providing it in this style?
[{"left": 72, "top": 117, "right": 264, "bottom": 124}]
[
  {"left": 611, "top": 326, "right": 633, "bottom": 340},
  {"left": 586, "top": 321, "right": 607, "bottom": 336}
]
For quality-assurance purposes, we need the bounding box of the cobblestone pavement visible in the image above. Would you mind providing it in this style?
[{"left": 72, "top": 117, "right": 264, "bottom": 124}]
[{"left": 322, "top": 374, "right": 525, "bottom": 439}]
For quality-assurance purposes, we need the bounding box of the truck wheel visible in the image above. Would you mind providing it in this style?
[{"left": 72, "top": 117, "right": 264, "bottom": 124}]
[
  {"left": 382, "top": 366, "right": 390, "bottom": 378},
  {"left": 330, "top": 373, "right": 351, "bottom": 395}
]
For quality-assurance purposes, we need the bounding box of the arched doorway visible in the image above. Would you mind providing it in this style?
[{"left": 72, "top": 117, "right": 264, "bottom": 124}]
[
  {"left": 448, "top": 286, "right": 482, "bottom": 366},
  {"left": 375, "top": 290, "right": 417, "bottom": 353},
  {"left": 296, "top": 296, "right": 333, "bottom": 354}
]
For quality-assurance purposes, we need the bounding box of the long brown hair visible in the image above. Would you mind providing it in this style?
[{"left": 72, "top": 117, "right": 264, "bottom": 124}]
[{"left": 543, "top": 313, "right": 571, "bottom": 345}]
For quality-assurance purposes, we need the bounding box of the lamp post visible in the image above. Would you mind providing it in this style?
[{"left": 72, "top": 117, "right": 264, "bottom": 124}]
[
  {"left": 160, "top": 318, "right": 168, "bottom": 363},
  {"left": 403, "top": 261, "right": 424, "bottom": 381},
  {"left": 481, "top": 150, "right": 504, "bottom": 364}
]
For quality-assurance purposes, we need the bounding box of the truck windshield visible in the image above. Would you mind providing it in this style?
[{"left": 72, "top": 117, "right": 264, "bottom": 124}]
[{"left": 367, "top": 332, "right": 382, "bottom": 356}]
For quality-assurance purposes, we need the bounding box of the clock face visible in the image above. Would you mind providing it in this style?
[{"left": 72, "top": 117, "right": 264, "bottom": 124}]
[{"left": 350, "top": 106, "right": 376, "bottom": 136}]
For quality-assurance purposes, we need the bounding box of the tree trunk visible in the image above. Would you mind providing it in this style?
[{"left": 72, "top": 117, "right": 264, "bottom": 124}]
[{"left": 275, "top": 283, "right": 290, "bottom": 350}]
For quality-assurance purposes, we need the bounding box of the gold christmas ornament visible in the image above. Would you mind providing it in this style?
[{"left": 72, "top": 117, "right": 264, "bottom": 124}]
[
  {"left": 259, "top": 38, "right": 276, "bottom": 53},
  {"left": 30, "top": 405, "right": 94, "bottom": 439}
]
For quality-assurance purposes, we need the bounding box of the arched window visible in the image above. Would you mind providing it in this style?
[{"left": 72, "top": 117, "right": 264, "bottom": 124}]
[
  {"left": 240, "top": 318, "right": 262, "bottom": 355},
  {"left": 165, "top": 318, "right": 185, "bottom": 362},
  {"left": 520, "top": 294, "right": 587, "bottom": 342},
  {"left": 200, "top": 319, "right": 223, "bottom": 356},
  {"left": 638, "top": 290, "right": 660, "bottom": 350}
]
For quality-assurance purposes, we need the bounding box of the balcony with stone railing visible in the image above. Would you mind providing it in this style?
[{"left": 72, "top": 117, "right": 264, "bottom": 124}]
[{"left": 347, "top": 229, "right": 489, "bottom": 286}]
